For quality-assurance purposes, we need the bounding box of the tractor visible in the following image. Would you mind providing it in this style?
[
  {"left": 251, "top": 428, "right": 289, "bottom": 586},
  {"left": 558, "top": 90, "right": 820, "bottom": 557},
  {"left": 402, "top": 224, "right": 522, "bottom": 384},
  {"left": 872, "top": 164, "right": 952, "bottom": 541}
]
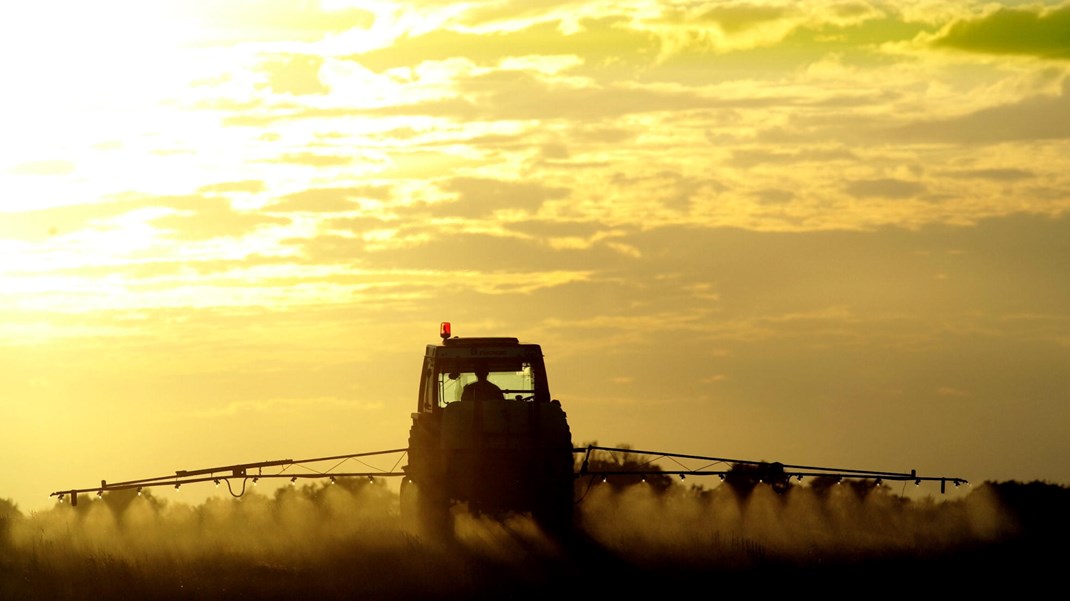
[{"left": 400, "top": 323, "right": 575, "bottom": 538}]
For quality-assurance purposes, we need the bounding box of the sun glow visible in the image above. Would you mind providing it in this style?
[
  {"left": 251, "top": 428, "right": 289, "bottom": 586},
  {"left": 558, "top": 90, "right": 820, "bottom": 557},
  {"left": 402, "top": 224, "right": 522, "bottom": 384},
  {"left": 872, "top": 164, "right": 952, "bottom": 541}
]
[
  {"left": 0, "top": 3, "right": 214, "bottom": 210},
  {"left": 1, "top": 2, "right": 207, "bottom": 109}
]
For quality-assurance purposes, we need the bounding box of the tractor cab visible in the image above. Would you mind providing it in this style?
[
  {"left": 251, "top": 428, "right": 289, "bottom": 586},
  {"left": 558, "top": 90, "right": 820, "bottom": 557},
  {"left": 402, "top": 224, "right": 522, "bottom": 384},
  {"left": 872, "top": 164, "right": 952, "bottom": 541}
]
[{"left": 415, "top": 323, "right": 552, "bottom": 414}]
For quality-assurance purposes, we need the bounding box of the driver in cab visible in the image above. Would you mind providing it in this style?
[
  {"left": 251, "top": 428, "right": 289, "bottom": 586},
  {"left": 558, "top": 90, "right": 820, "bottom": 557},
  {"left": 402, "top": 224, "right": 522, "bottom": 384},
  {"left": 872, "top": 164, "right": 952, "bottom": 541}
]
[{"left": 461, "top": 368, "right": 505, "bottom": 402}]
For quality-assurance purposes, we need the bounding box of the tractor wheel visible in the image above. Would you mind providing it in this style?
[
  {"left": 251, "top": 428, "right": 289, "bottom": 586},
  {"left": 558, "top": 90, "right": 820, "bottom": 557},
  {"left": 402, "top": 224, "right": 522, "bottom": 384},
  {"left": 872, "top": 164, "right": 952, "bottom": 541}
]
[
  {"left": 532, "top": 460, "right": 577, "bottom": 539},
  {"left": 403, "top": 417, "right": 453, "bottom": 541}
]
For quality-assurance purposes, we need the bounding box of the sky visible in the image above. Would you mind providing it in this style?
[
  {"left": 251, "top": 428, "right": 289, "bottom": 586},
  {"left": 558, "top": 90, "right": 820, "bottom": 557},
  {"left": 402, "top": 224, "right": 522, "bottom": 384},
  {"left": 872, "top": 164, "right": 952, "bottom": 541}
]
[{"left": 2, "top": 0, "right": 1069, "bottom": 513}]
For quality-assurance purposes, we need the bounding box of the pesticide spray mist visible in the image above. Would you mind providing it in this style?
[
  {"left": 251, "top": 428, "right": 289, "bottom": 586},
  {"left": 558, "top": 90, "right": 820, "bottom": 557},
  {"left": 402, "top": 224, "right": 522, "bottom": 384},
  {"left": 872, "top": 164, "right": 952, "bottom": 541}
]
[
  {"left": 576, "top": 478, "right": 1012, "bottom": 567},
  {"left": 0, "top": 476, "right": 1025, "bottom": 599}
]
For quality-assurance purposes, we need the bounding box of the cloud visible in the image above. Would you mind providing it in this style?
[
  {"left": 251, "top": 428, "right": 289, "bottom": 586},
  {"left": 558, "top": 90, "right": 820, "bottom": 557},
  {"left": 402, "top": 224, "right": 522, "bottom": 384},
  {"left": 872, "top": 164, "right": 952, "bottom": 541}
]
[
  {"left": 274, "top": 213, "right": 1070, "bottom": 325},
  {"left": 931, "top": 4, "right": 1070, "bottom": 59},
  {"left": 331, "top": 9, "right": 921, "bottom": 117},
  {"left": 262, "top": 152, "right": 355, "bottom": 167},
  {"left": 149, "top": 196, "right": 290, "bottom": 241},
  {"left": 198, "top": 180, "right": 266, "bottom": 194},
  {"left": 281, "top": 233, "right": 369, "bottom": 263},
  {"left": 313, "top": 68, "right": 776, "bottom": 123},
  {"left": 0, "top": 200, "right": 142, "bottom": 241},
  {"left": 172, "top": 1, "right": 376, "bottom": 45},
  {"left": 427, "top": 177, "right": 570, "bottom": 217},
  {"left": 608, "top": 170, "right": 720, "bottom": 213},
  {"left": 888, "top": 83, "right": 1070, "bottom": 143},
  {"left": 844, "top": 178, "right": 926, "bottom": 199},
  {"left": 730, "top": 147, "right": 858, "bottom": 167},
  {"left": 447, "top": 70, "right": 802, "bottom": 120},
  {"left": 944, "top": 168, "right": 1035, "bottom": 181},
  {"left": 460, "top": 0, "right": 602, "bottom": 25},
  {"left": 317, "top": 229, "right": 596, "bottom": 272},
  {"left": 257, "top": 54, "right": 328, "bottom": 95},
  {"left": 271, "top": 187, "right": 390, "bottom": 213},
  {"left": 755, "top": 188, "right": 795, "bottom": 204},
  {"left": 505, "top": 218, "right": 612, "bottom": 239},
  {"left": 693, "top": 3, "right": 791, "bottom": 34},
  {"left": 347, "top": 17, "right": 658, "bottom": 73}
]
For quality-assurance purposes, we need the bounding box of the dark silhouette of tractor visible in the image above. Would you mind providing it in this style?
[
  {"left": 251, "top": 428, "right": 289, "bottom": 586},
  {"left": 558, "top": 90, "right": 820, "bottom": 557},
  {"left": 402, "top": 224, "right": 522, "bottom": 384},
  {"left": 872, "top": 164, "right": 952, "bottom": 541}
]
[{"left": 400, "top": 323, "right": 575, "bottom": 538}]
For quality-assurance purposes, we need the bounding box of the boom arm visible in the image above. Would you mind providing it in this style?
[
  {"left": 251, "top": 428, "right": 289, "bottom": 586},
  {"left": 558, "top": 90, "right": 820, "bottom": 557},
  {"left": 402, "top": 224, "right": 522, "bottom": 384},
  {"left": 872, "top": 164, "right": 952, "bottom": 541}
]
[
  {"left": 575, "top": 445, "right": 968, "bottom": 492},
  {"left": 51, "top": 448, "right": 408, "bottom": 506},
  {"left": 50, "top": 444, "right": 968, "bottom": 507}
]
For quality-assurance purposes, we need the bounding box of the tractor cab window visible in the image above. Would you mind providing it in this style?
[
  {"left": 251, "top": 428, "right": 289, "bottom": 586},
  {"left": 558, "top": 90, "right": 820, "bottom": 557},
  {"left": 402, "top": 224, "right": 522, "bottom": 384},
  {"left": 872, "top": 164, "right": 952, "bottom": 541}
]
[{"left": 437, "top": 360, "right": 538, "bottom": 408}]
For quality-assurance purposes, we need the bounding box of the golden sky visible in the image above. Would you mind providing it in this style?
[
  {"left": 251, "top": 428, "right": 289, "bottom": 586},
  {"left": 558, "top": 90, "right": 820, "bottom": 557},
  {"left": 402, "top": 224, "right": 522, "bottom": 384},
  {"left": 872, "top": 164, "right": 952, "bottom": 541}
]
[{"left": 3, "top": 0, "right": 1069, "bottom": 511}]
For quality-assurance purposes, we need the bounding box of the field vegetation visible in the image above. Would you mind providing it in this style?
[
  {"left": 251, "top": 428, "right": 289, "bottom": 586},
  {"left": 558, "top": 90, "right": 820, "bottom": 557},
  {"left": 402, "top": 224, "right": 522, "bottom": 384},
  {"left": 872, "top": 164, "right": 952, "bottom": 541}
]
[{"left": 2, "top": 454, "right": 1065, "bottom": 600}]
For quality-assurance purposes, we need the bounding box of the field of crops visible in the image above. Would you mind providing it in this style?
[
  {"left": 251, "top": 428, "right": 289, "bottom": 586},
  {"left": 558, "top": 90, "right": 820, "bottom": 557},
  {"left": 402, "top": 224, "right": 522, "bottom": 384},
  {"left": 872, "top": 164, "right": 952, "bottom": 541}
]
[{"left": 2, "top": 478, "right": 1063, "bottom": 599}]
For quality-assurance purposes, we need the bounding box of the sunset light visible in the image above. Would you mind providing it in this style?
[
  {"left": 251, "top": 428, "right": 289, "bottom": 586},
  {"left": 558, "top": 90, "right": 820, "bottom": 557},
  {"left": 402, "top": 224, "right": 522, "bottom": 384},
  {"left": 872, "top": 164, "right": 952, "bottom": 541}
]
[{"left": 2, "top": 4, "right": 1068, "bottom": 574}]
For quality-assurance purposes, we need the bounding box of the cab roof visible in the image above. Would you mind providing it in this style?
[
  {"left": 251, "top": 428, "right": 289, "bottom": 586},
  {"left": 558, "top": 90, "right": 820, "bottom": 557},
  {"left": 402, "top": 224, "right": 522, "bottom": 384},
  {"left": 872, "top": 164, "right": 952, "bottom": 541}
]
[
  {"left": 427, "top": 337, "right": 543, "bottom": 360},
  {"left": 442, "top": 337, "right": 519, "bottom": 346}
]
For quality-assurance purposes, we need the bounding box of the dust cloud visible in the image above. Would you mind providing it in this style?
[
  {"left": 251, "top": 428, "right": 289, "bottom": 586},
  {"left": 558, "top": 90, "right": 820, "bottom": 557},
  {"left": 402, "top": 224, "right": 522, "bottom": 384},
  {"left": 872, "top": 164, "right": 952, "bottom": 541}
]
[{"left": 0, "top": 477, "right": 1045, "bottom": 600}]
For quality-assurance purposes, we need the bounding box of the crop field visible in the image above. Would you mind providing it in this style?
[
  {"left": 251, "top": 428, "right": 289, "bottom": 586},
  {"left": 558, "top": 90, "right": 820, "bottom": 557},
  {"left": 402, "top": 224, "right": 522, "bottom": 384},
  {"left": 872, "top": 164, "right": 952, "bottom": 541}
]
[{"left": 2, "top": 477, "right": 1063, "bottom": 600}]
